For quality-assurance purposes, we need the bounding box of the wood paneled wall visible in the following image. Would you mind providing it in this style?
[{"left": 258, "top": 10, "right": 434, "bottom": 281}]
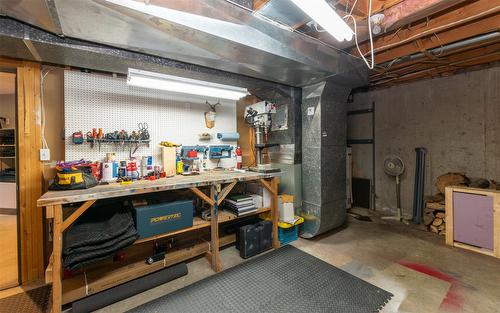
[{"left": 0, "top": 58, "right": 44, "bottom": 283}]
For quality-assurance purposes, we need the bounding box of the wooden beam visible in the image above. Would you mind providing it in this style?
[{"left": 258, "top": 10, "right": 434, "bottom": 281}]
[
  {"left": 370, "top": 35, "right": 500, "bottom": 78},
  {"left": 45, "top": 253, "right": 53, "bottom": 284},
  {"left": 189, "top": 187, "right": 215, "bottom": 206},
  {"left": 382, "top": 0, "right": 469, "bottom": 31},
  {"left": 370, "top": 13, "right": 500, "bottom": 64},
  {"left": 260, "top": 178, "right": 277, "bottom": 196},
  {"left": 271, "top": 177, "right": 280, "bottom": 248},
  {"left": 357, "top": 0, "right": 500, "bottom": 58},
  {"left": 11, "top": 60, "right": 45, "bottom": 283},
  {"left": 335, "top": 0, "right": 369, "bottom": 16},
  {"left": 337, "top": 0, "right": 404, "bottom": 16},
  {"left": 217, "top": 181, "right": 237, "bottom": 205},
  {"left": 371, "top": 46, "right": 500, "bottom": 87},
  {"left": 253, "top": 0, "right": 270, "bottom": 11},
  {"left": 210, "top": 185, "right": 221, "bottom": 272},
  {"left": 61, "top": 200, "right": 96, "bottom": 232},
  {"left": 52, "top": 204, "right": 63, "bottom": 313},
  {"left": 371, "top": 41, "right": 500, "bottom": 82}
]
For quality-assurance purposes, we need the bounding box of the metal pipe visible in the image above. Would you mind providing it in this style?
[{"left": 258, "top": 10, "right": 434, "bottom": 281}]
[
  {"left": 379, "top": 32, "right": 500, "bottom": 68},
  {"left": 371, "top": 101, "right": 376, "bottom": 210},
  {"left": 412, "top": 147, "right": 427, "bottom": 224}
]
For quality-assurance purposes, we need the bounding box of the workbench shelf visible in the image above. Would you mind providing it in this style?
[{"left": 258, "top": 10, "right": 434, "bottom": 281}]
[
  {"left": 38, "top": 171, "right": 281, "bottom": 313},
  {"left": 59, "top": 234, "right": 236, "bottom": 305},
  {"left": 134, "top": 207, "right": 271, "bottom": 245}
]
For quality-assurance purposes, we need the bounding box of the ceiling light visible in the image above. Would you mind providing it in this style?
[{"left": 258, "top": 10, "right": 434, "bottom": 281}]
[
  {"left": 127, "top": 69, "right": 248, "bottom": 100},
  {"left": 291, "top": 0, "right": 354, "bottom": 42}
]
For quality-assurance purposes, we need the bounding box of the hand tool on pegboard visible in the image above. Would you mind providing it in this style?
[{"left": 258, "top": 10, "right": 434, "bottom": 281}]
[
  {"left": 87, "top": 128, "right": 97, "bottom": 149},
  {"left": 97, "top": 128, "right": 103, "bottom": 152}
]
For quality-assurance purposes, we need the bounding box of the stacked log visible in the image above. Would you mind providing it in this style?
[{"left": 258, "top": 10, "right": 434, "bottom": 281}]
[
  {"left": 424, "top": 194, "right": 446, "bottom": 235},
  {"left": 424, "top": 173, "right": 499, "bottom": 235}
]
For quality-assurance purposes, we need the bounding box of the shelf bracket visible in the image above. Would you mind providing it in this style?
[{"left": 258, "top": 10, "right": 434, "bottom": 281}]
[
  {"left": 62, "top": 200, "right": 96, "bottom": 232},
  {"left": 189, "top": 187, "right": 215, "bottom": 206},
  {"left": 217, "top": 181, "right": 237, "bottom": 205}
]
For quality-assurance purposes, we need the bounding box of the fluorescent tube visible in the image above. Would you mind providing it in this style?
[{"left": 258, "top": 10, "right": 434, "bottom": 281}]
[
  {"left": 291, "top": 0, "right": 354, "bottom": 42},
  {"left": 127, "top": 69, "right": 248, "bottom": 100}
]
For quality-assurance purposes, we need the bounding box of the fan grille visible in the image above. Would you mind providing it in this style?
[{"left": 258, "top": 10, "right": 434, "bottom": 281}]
[{"left": 383, "top": 155, "right": 404, "bottom": 176}]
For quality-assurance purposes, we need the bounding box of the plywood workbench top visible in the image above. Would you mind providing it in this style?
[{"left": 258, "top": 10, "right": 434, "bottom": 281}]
[{"left": 38, "top": 170, "right": 281, "bottom": 206}]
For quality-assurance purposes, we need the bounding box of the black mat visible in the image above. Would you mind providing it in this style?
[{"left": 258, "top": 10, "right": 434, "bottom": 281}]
[
  {"left": 129, "top": 245, "right": 392, "bottom": 313},
  {"left": 0, "top": 285, "right": 51, "bottom": 313}
]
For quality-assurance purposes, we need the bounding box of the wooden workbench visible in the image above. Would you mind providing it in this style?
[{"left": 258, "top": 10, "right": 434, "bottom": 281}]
[{"left": 38, "top": 170, "right": 281, "bottom": 313}]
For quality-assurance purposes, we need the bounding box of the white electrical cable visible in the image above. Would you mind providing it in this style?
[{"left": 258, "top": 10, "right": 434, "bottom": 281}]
[
  {"left": 40, "top": 69, "right": 53, "bottom": 150},
  {"left": 344, "top": 0, "right": 375, "bottom": 69}
]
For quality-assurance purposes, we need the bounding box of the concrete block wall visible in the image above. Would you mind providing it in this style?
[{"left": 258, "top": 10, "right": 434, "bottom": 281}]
[{"left": 348, "top": 66, "right": 500, "bottom": 216}]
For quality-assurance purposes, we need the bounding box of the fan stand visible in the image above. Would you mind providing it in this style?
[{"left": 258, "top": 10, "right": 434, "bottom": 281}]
[{"left": 381, "top": 175, "right": 405, "bottom": 222}]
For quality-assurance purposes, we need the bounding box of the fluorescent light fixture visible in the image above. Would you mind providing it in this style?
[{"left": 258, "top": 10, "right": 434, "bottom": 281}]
[
  {"left": 291, "top": 0, "right": 354, "bottom": 42},
  {"left": 127, "top": 69, "right": 248, "bottom": 100}
]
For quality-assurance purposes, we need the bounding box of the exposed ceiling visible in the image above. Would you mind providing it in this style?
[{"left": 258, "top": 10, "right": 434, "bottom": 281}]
[
  {"left": 0, "top": 0, "right": 366, "bottom": 87},
  {"left": 0, "top": 0, "right": 497, "bottom": 89},
  {"left": 0, "top": 72, "right": 15, "bottom": 95},
  {"left": 255, "top": 0, "right": 500, "bottom": 88}
]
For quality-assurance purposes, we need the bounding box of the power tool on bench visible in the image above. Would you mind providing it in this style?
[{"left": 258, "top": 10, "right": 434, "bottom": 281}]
[{"left": 244, "top": 101, "right": 281, "bottom": 173}]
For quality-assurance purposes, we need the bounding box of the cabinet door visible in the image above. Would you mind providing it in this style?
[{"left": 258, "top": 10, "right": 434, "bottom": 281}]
[{"left": 453, "top": 192, "right": 494, "bottom": 250}]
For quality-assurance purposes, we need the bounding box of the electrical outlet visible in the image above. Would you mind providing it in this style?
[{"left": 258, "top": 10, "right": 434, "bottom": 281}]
[{"left": 40, "top": 148, "right": 50, "bottom": 161}]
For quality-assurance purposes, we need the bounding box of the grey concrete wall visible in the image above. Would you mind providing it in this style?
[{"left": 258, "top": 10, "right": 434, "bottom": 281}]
[{"left": 348, "top": 66, "right": 500, "bottom": 217}]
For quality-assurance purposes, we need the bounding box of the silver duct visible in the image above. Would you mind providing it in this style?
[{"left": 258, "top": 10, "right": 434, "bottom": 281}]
[{"left": 301, "top": 80, "right": 351, "bottom": 238}]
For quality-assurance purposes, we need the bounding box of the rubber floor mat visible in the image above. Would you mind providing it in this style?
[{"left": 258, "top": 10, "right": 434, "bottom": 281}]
[
  {"left": 129, "top": 245, "right": 392, "bottom": 313},
  {"left": 0, "top": 285, "right": 51, "bottom": 313}
]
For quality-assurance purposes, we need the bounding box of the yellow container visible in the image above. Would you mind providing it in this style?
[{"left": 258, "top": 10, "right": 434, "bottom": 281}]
[{"left": 176, "top": 160, "right": 184, "bottom": 174}]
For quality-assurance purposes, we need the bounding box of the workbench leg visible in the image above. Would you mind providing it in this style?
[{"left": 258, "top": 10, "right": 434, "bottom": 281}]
[
  {"left": 52, "top": 204, "right": 63, "bottom": 313},
  {"left": 210, "top": 185, "right": 222, "bottom": 272},
  {"left": 271, "top": 177, "right": 280, "bottom": 249}
]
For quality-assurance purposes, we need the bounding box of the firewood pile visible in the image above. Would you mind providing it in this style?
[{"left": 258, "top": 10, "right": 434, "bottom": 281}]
[
  {"left": 424, "top": 172, "right": 499, "bottom": 235},
  {"left": 424, "top": 194, "right": 446, "bottom": 235}
]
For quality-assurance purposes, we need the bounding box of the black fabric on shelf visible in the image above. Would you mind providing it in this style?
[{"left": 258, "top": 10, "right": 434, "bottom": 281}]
[
  {"left": 64, "top": 225, "right": 139, "bottom": 270},
  {"left": 63, "top": 203, "right": 135, "bottom": 254},
  {"left": 63, "top": 202, "right": 138, "bottom": 270}
]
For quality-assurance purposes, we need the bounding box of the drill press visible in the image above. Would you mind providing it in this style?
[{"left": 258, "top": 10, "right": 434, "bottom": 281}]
[{"left": 244, "top": 101, "right": 281, "bottom": 173}]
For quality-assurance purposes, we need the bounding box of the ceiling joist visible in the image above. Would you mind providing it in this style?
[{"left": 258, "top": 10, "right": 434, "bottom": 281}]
[{"left": 371, "top": 13, "right": 500, "bottom": 64}]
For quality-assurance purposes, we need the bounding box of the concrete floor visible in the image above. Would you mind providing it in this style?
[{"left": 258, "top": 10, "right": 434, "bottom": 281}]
[{"left": 97, "top": 209, "right": 500, "bottom": 313}]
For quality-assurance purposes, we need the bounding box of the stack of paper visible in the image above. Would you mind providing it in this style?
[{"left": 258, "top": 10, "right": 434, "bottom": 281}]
[{"left": 224, "top": 194, "right": 257, "bottom": 216}]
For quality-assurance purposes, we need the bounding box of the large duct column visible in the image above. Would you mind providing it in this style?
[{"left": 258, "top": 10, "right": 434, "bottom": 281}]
[{"left": 300, "top": 80, "right": 351, "bottom": 238}]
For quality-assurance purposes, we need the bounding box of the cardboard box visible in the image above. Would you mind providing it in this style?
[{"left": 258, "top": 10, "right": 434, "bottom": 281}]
[
  {"left": 133, "top": 200, "right": 193, "bottom": 239},
  {"left": 161, "top": 147, "right": 177, "bottom": 177}
]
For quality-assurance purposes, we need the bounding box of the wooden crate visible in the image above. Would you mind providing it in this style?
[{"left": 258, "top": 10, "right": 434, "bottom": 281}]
[{"left": 445, "top": 186, "right": 500, "bottom": 258}]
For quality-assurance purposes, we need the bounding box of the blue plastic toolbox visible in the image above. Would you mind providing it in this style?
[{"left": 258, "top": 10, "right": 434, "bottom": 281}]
[{"left": 133, "top": 199, "right": 193, "bottom": 239}]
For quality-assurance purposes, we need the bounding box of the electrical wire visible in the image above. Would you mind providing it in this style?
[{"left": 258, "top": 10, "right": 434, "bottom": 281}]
[
  {"left": 40, "top": 68, "right": 53, "bottom": 150},
  {"left": 343, "top": 0, "right": 374, "bottom": 69}
]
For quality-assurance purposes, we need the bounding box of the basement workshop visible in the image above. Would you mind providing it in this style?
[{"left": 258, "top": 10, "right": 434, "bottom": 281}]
[{"left": 0, "top": 0, "right": 499, "bottom": 313}]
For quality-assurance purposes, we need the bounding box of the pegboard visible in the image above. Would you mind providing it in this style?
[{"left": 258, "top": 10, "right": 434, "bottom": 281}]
[{"left": 64, "top": 70, "right": 237, "bottom": 168}]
